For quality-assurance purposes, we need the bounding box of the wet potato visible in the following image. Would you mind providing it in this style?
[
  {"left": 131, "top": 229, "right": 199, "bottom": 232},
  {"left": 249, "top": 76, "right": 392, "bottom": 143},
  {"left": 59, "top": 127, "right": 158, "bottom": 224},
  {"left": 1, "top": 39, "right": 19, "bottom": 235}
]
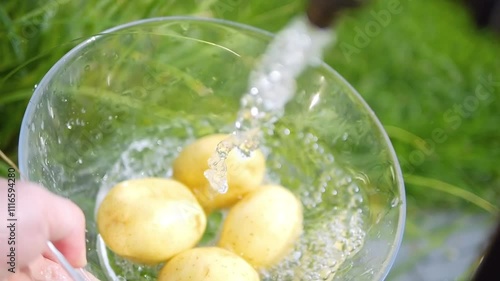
[
  {"left": 97, "top": 178, "right": 207, "bottom": 264},
  {"left": 158, "top": 247, "right": 260, "bottom": 281},
  {"left": 218, "top": 184, "right": 303, "bottom": 268},
  {"left": 173, "top": 134, "right": 266, "bottom": 212},
  {"left": 97, "top": 135, "right": 303, "bottom": 278}
]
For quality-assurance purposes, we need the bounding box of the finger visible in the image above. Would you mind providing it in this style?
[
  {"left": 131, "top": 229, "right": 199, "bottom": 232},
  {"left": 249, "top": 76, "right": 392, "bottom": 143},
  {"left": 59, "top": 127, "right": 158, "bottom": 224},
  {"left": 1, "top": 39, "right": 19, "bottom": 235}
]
[
  {"left": 3, "top": 256, "right": 101, "bottom": 281},
  {"left": 31, "top": 256, "right": 101, "bottom": 281},
  {"left": 24, "top": 181, "right": 88, "bottom": 267},
  {"left": 0, "top": 179, "right": 87, "bottom": 279},
  {"left": 41, "top": 245, "right": 58, "bottom": 264},
  {"left": 22, "top": 255, "right": 71, "bottom": 281},
  {"left": 46, "top": 195, "right": 87, "bottom": 268}
]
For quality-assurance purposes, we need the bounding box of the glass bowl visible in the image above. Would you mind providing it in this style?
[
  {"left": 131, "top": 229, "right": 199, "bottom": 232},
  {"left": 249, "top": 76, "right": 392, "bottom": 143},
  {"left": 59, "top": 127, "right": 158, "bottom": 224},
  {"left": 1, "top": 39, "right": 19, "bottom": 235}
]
[{"left": 18, "top": 16, "right": 405, "bottom": 281}]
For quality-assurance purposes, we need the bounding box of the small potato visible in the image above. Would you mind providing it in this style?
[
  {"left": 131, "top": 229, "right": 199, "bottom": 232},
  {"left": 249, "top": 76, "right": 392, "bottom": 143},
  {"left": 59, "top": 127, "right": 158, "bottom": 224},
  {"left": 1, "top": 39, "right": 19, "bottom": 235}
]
[
  {"left": 97, "top": 178, "right": 206, "bottom": 264},
  {"left": 173, "top": 134, "right": 266, "bottom": 212},
  {"left": 158, "top": 247, "right": 260, "bottom": 281},
  {"left": 218, "top": 185, "right": 303, "bottom": 268}
]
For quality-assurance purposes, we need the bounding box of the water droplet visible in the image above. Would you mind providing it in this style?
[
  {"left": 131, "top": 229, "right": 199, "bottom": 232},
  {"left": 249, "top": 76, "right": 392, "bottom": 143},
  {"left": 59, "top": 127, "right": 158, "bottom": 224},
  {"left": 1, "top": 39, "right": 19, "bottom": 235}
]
[
  {"left": 84, "top": 65, "right": 90, "bottom": 71},
  {"left": 48, "top": 105, "right": 55, "bottom": 119},
  {"left": 180, "top": 22, "right": 190, "bottom": 31},
  {"left": 342, "top": 132, "right": 349, "bottom": 141},
  {"left": 352, "top": 194, "right": 363, "bottom": 204},
  {"left": 319, "top": 268, "right": 332, "bottom": 280},
  {"left": 390, "top": 197, "right": 399, "bottom": 207},
  {"left": 347, "top": 183, "right": 359, "bottom": 194},
  {"left": 326, "top": 154, "right": 334, "bottom": 163},
  {"left": 269, "top": 70, "right": 282, "bottom": 82},
  {"left": 250, "top": 87, "right": 259, "bottom": 95},
  {"left": 250, "top": 106, "right": 259, "bottom": 117}
]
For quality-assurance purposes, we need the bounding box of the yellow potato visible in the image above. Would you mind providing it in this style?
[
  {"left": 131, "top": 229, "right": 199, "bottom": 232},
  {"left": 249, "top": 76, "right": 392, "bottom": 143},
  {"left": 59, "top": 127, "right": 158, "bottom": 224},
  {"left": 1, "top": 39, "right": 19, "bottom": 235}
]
[
  {"left": 158, "top": 247, "right": 260, "bottom": 281},
  {"left": 172, "top": 134, "right": 266, "bottom": 212},
  {"left": 218, "top": 184, "right": 303, "bottom": 268},
  {"left": 97, "top": 178, "right": 206, "bottom": 264}
]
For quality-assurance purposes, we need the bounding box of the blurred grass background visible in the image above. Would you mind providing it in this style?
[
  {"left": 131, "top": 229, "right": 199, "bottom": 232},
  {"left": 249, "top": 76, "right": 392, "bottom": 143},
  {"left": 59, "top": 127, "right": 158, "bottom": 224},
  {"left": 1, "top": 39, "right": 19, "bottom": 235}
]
[{"left": 0, "top": 0, "right": 499, "bottom": 278}]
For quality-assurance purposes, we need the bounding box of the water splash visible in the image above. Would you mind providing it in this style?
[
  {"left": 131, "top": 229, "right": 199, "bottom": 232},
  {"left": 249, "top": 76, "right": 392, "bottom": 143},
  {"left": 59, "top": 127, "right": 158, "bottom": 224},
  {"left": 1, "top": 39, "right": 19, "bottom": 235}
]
[
  {"left": 205, "top": 17, "right": 334, "bottom": 193},
  {"left": 94, "top": 129, "right": 367, "bottom": 281}
]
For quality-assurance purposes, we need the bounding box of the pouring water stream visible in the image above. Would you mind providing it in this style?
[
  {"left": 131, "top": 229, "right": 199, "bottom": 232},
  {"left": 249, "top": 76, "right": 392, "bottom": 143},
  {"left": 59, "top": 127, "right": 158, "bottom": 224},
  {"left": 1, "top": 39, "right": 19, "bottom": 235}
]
[{"left": 204, "top": 16, "right": 334, "bottom": 194}]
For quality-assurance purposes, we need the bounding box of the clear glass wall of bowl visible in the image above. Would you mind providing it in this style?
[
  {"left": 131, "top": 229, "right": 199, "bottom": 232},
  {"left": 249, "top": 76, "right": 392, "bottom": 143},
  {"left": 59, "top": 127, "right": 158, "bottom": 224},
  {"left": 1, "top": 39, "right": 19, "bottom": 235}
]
[{"left": 19, "top": 17, "right": 405, "bottom": 281}]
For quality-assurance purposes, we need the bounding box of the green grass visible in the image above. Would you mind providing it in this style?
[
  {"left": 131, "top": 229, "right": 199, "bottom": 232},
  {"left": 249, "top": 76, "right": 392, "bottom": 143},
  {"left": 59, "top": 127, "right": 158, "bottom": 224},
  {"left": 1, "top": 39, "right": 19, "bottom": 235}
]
[
  {"left": 328, "top": 0, "right": 500, "bottom": 212},
  {"left": 1, "top": 0, "right": 498, "bottom": 211},
  {"left": 1, "top": 0, "right": 499, "bottom": 279}
]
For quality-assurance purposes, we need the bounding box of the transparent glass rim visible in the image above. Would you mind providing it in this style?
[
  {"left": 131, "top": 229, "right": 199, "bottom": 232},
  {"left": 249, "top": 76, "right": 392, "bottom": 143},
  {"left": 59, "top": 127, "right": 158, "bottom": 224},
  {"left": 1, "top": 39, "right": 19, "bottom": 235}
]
[{"left": 19, "top": 15, "right": 406, "bottom": 281}]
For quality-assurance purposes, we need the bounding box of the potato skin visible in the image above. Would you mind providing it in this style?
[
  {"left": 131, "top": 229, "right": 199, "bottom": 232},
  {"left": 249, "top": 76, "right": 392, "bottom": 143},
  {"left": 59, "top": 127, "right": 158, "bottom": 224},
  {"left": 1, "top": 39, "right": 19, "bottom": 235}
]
[
  {"left": 172, "top": 134, "right": 266, "bottom": 212},
  {"left": 218, "top": 185, "right": 303, "bottom": 268},
  {"left": 158, "top": 247, "right": 260, "bottom": 281},
  {"left": 97, "top": 178, "right": 206, "bottom": 264}
]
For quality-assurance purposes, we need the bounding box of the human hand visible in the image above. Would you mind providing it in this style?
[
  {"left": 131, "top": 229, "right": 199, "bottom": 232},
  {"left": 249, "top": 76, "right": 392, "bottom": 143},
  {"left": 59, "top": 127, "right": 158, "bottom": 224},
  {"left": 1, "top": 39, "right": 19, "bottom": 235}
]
[{"left": 0, "top": 179, "right": 99, "bottom": 281}]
